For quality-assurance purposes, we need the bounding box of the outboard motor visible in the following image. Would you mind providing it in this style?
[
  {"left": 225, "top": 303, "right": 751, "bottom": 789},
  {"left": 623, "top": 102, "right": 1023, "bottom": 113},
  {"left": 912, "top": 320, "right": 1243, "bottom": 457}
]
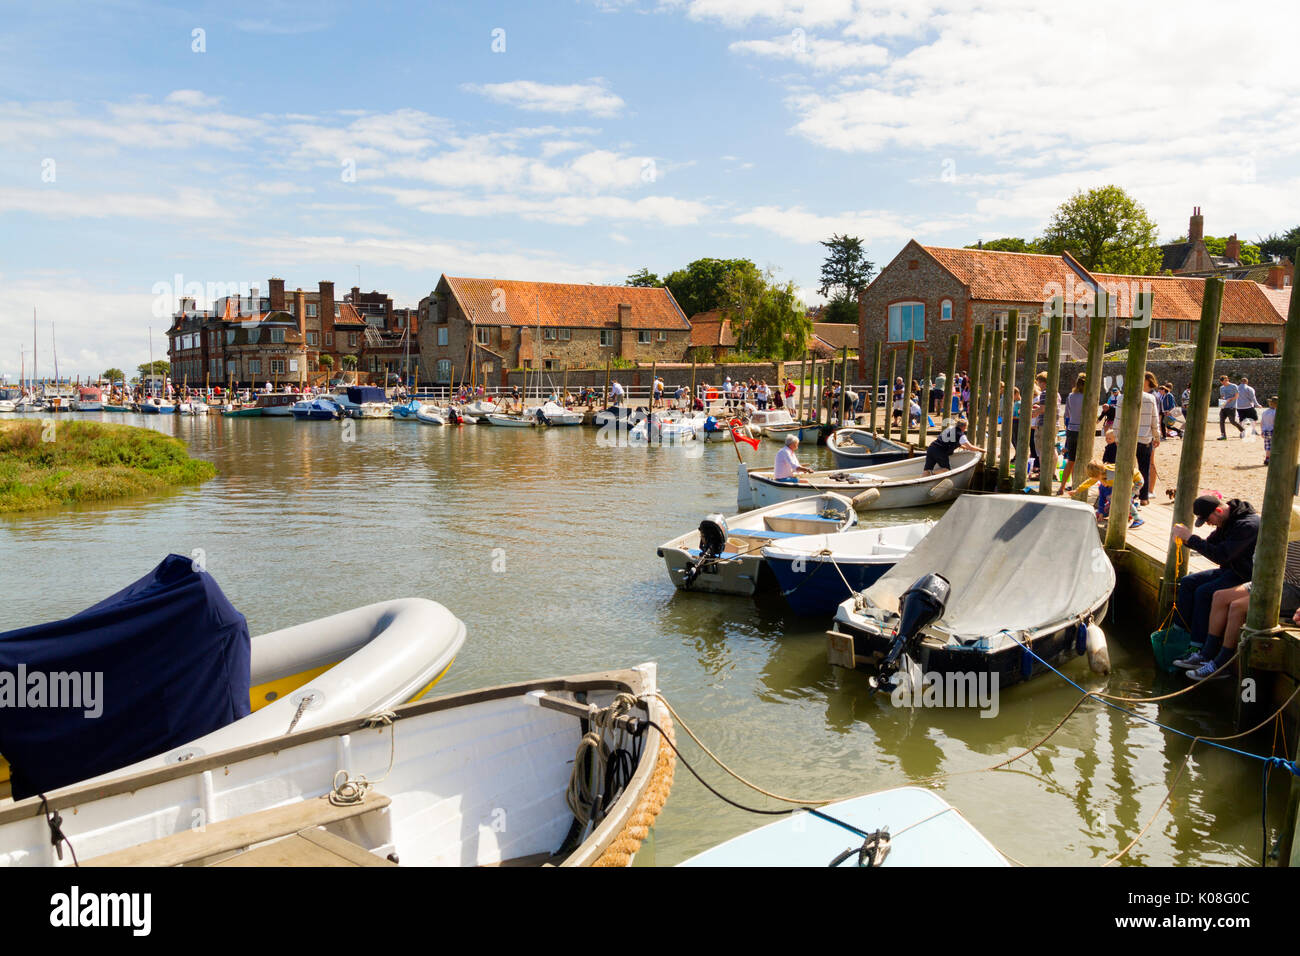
[
  {"left": 871, "top": 572, "right": 951, "bottom": 692},
  {"left": 682, "top": 514, "right": 729, "bottom": 589}
]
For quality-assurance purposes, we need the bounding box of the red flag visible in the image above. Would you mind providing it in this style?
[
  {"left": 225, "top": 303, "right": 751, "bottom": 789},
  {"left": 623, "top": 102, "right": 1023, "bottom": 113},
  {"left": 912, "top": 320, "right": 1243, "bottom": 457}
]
[{"left": 730, "top": 418, "right": 760, "bottom": 449}]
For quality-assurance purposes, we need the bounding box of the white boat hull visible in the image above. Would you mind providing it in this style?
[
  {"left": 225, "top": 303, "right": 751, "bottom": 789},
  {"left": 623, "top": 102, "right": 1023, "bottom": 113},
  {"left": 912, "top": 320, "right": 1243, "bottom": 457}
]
[{"left": 744, "top": 449, "right": 980, "bottom": 511}]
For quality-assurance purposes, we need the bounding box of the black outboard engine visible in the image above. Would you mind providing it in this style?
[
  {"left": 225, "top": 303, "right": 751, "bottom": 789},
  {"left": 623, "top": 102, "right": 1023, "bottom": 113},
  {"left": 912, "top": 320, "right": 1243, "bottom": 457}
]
[
  {"left": 871, "top": 572, "right": 950, "bottom": 692},
  {"left": 682, "top": 514, "right": 729, "bottom": 589}
]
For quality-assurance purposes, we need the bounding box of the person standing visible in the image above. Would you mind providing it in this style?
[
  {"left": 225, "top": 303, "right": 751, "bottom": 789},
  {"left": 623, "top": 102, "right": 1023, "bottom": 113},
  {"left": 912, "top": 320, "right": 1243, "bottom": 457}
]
[
  {"left": 1132, "top": 370, "right": 1162, "bottom": 503},
  {"left": 1217, "top": 375, "right": 1241, "bottom": 439},
  {"left": 1233, "top": 376, "right": 1260, "bottom": 436},
  {"left": 1059, "top": 373, "right": 1087, "bottom": 491},
  {"left": 1262, "top": 395, "right": 1278, "bottom": 465}
]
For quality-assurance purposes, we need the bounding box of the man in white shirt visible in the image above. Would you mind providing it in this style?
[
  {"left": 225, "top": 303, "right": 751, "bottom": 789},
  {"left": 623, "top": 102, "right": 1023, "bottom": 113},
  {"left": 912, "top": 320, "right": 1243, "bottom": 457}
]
[
  {"left": 1135, "top": 371, "right": 1162, "bottom": 504},
  {"left": 1233, "top": 376, "right": 1259, "bottom": 434},
  {"left": 610, "top": 380, "right": 625, "bottom": 405},
  {"left": 773, "top": 435, "right": 813, "bottom": 484}
]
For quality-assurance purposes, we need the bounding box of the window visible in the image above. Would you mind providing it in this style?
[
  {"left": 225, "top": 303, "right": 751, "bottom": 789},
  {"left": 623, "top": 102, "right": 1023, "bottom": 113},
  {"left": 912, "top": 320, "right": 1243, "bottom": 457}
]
[
  {"left": 325, "top": 332, "right": 333, "bottom": 346},
  {"left": 270, "top": 359, "right": 285, "bottom": 375},
  {"left": 247, "top": 328, "right": 260, "bottom": 344},
  {"left": 436, "top": 359, "right": 451, "bottom": 382},
  {"left": 482, "top": 361, "right": 494, "bottom": 373},
  {"left": 993, "top": 311, "right": 1028, "bottom": 341},
  {"left": 543, "top": 328, "right": 556, "bottom": 340},
  {"left": 543, "top": 360, "right": 557, "bottom": 371},
  {"left": 437, "top": 327, "right": 448, "bottom": 347},
  {"left": 941, "top": 299, "right": 953, "bottom": 321},
  {"left": 637, "top": 330, "right": 651, "bottom": 345},
  {"left": 270, "top": 328, "right": 285, "bottom": 344},
  {"left": 226, "top": 329, "right": 236, "bottom": 346},
  {"left": 476, "top": 327, "right": 490, "bottom": 346},
  {"left": 558, "top": 328, "right": 570, "bottom": 341},
  {"left": 307, "top": 332, "right": 318, "bottom": 346},
  {"left": 600, "top": 330, "right": 614, "bottom": 347},
  {"left": 888, "top": 302, "right": 925, "bottom": 342},
  {"left": 349, "top": 332, "right": 358, "bottom": 347},
  {"left": 1179, "top": 321, "right": 1192, "bottom": 342},
  {"left": 657, "top": 331, "right": 667, "bottom": 342},
  {"left": 249, "top": 359, "right": 261, "bottom": 375},
  {"left": 307, "top": 304, "right": 317, "bottom": 317}
]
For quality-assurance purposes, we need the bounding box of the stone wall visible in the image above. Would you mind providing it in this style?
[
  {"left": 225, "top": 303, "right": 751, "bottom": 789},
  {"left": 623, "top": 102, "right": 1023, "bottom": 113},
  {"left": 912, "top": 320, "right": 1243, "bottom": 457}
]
[{"left": 1019, "top": 356, "right": 1284, "bottom": 403}]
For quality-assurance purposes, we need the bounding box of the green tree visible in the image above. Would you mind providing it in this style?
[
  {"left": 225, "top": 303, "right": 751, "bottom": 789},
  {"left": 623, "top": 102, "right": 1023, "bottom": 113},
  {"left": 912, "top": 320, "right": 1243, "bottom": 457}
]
[
  {"left": 1039, "top": 186, "right": 1161, "bottom": 274},
  {"left": 720, "top": 268, "right": 809, "bottom": 359},
  {"left": 625, "top": 268, "right": 662, "bottom": 287},
  {"left": 1256, "top": 227, "right": 1300, "bottom": 262},
  {"left": 317, "top": 353, "right": 334, "bottom": 380},
  {"left": 818, "top": 234, "right": 875, "bottom": 301},
  {"left": 101, "top": 367, "right": 126, "bottom": 382},
  {"left": 341, "top": 354, "right": 358, "bottom": 383},
  {"left": 820, "top": 296, "right": 859, "bottom": 324},
  {"left": 137, "top": 360, "right": 171, "bottom": 377},
  {"left": 964, "top": 237, "right": 1042, "bottom": 253},
  {"left": 664, "top": 258, "right": 760, "bottom": 317}
]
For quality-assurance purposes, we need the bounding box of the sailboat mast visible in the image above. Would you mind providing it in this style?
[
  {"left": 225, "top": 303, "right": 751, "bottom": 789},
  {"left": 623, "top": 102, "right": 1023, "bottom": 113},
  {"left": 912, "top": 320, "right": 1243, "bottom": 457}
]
[{"left": 52, "top": 322, "right": 59, "bottom": 393}]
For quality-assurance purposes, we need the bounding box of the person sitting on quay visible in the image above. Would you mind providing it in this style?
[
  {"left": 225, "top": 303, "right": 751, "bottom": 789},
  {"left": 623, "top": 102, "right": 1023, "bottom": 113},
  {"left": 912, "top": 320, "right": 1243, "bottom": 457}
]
[
  {"left": 1186, "top": 513, "right": 1300, "bottom": 681},
  {"left": 773, "top": 434, "right": 814, "bottom": 485},
  {"left": 921, "top": 417, "right": 985, "bottom": 476},
  {"left": 1171, "top": 494, "right": 1262, "bottom": 672}
]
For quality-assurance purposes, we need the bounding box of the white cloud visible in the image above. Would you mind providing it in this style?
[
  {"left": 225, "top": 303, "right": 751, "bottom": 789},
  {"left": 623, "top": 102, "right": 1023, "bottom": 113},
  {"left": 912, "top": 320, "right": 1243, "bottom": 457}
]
[
  {"left": 732, "top": 203, "right": 970, "bottom": 245},
  {"left": 462, "top": 80, "right": 626, "bottom": 117},
  {"left": 0, "top": 186, "right": 235, "bottom": 221},
  {"left": 730, "top": 33, "right": 887, "bottom": 71}
]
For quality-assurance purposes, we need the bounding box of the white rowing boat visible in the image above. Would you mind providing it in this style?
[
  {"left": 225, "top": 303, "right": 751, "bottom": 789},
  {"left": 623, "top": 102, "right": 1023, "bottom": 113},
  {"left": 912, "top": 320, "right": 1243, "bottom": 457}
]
[{"left": 740, "top": 449, "right": 980, "bottom": 511}]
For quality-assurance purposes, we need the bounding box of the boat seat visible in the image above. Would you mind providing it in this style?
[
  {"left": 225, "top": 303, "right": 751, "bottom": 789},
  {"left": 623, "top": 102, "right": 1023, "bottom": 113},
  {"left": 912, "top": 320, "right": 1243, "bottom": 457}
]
[
  {"left": 83, "top": 792, "right": 392, "bottom": 867},
  {"left": 213, "top": 828, "right": 396, "bottom": 868},
  {"left": 687, "top": 549, "right": 742, "bottom": 559},
  {"left": 770, "top": 514, "right": 841, "bottom": 523},
  {"left": 729, "top": 529, "right": 804, "bottom": 539}
]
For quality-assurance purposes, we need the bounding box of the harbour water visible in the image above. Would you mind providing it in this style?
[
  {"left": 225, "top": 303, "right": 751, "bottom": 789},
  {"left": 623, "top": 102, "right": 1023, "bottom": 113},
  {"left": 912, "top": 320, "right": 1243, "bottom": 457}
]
[{"left": 0, "top": 411, "right": 1283, "bottom": 866}]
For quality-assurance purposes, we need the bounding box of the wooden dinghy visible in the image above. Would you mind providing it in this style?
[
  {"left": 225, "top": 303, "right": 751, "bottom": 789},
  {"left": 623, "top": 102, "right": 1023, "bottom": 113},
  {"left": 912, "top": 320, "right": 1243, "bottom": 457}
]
[
  {"left": 680, "top": 787, "right": 1007, "bottom": 867},
  {"left": 0, "top": 665, "right": 674, "bottom": 868},
  {"left": 740, "top": 448, "right": 980, "bottom": 511},
  {"left": 826, "top": 428, "right": 912, "bottom": 470},
  {"left": 658, "top": 493, "right": 856, "bottom": 596}
]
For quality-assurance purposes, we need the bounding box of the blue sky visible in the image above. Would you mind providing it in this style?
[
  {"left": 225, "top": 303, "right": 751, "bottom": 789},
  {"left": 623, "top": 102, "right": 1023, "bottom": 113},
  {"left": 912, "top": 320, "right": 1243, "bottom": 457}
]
[{"left": 3, "top": 0, "right": 1298, "bottom": 379}]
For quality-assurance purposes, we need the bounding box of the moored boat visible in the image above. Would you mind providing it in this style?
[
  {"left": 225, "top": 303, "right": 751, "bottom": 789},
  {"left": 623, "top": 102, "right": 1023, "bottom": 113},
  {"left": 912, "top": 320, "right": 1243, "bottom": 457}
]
[
  {"left": 680, "top": 787, "right": 1007, "bottom": 867},
  {"left": 629, "top": 413, "right": 697, "bottom": 444},
  {"left": 415, "top": 405, "right": 447, "bottom": 425},
  {"left": 740, "top": 448, "right": 980, "bottom": 511},
  {"left": 0, "top": 663, "right": 670, "bottom": 868},
  {"left": 826, "top": 427, "right": 913, "bottom": 469},
  {"left": 658, "top": 493, "right": 857, "bottom": 596},
  {"left": 391, "top": 398, "right": 422, "bottom": 420},
  {"left": 71, "top": 386, "right": 104, "bottom": 412},
  {"left": 827, "top": 494, "right": 1114, "bottom": 691},
  {"left": 526, "top": 401, "right": 583, "bottom": 425},
  {"left": 486, "top": 412, "right": 536, "bottom": 427},
  {"left": 290, "top": 397, "right": 343, "bottom": 420},
  {"left": 763, "top": 421, "right": 822, "bottom": 444},
  {"left": 254, "top": 393, "right": 298, "bottom": 417},
  {"left": 220, "top": 404, "right": 261, "bottom": 417}
]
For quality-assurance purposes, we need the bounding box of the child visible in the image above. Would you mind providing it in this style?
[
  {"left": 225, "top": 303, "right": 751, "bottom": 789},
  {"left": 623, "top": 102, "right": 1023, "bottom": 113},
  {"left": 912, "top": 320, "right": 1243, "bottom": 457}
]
[
  {"left": 1262, "top": 396, "right": 1277, "bottom": 465},
  {"left": 1102, "top": 428, "right": 1117, "bottom": 464},
  {"left": 1093, "top": 459, "right": 1144, "bottom": 528},
  {"left": 1070, "top": 459, "right": 1105, "bottom": 505}
]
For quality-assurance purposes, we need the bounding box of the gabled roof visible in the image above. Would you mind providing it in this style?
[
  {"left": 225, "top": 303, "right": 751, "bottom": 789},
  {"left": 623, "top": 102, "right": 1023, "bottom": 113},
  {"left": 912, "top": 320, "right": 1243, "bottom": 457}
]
[
  {"left": 688, "top": 310, "right": 738, "bottom": 347},
  {"left": 920, "top": 244, "right": 1090, "bottom": 302},
  {"left": 441, "top": 276, "right": 689, "bottom": 330},
  {"left": 1092, "top": 272, "right": 1286, "bottom": 326},
  {"left": 813, "top": 322, "right": 858, "bottom": 351},
  {"left": 1160, "top": 242, "right": 1194, "bottom": 272}
]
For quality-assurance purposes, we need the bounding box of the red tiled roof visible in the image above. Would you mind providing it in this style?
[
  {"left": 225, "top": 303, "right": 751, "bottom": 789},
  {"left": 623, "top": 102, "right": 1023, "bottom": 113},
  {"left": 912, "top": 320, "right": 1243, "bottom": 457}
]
[
  {"left": 443, "top": 276, "right": 689, "bottom": 330},
  {"left": 1258, "top": 285, "right": 1292, "bottom": 322},
  {"left": 921, "top": 245, "right": 1088, "bottom": 302},
  {"left": 813, "top": 322, "right": 858, "bottom": 350},
  {"left": 1092, "top": 273, "right": 1285, "bottom": 326},
  {"left": 688, "top": 310, "right": 738, "bottom": 347}
]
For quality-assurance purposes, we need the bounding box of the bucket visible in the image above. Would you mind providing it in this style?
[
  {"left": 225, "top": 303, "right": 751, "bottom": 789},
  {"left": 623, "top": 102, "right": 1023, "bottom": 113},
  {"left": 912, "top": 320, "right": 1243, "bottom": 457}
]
[{"left": 1151, "top": 623, "right": 1196, "bottom": 673}]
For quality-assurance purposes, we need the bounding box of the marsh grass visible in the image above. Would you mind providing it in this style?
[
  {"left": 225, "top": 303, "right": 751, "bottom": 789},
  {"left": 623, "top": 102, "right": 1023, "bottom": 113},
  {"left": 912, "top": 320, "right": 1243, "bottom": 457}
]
[{"left": 0, "top": 420, "right": 216, "bottom": 513}]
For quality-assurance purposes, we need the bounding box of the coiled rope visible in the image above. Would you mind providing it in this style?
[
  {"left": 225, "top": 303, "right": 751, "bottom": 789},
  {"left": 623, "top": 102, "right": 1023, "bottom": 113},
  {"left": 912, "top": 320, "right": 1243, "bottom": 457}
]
[
  {"left": 566, "top": 693, "right": 639, "bottom": 833},
  {"left": 329, "top": 711, "right": 398, "bottom": 807}
]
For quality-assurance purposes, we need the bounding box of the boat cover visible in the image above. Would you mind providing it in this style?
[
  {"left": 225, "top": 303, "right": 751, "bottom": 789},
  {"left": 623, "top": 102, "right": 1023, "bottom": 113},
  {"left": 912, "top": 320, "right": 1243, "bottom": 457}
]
[
  {"left": 347, "top": 386, "right": 386, "bottom": 404},
  {"left": 0, "top": 554, "right": 251, "bottom": 798},
  {"left": 861, "top": 494, "right": 1113, "bottom": 639}
]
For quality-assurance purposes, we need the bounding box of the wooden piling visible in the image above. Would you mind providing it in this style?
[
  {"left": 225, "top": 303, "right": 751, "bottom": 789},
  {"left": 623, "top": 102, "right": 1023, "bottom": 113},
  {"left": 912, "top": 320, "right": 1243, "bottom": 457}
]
[
  {"left": 798, "top": 351, "right": 809, "bottom": 422},
  {"left": 903, "top": 337, "right": 916, "bottom": 445},
  {"left": 885, "top": 349, "right": 897, "bottom": 441},
  {"left": 1159, "top": 280, "right": 1223, "bottom": 615},
  {"left": 922, "top": 353, "right": 932, "bottom": 433},
  {"left": 1104, "top": 292, "right": 1153, "bottom": 551},
  {"left": 690, "top": 357, "right": 696, "bottom": 408},
  {"left": 969, "top": 326, "right": 985, "bottom": 446},
  {"left": 998, "top": 317, "right": 1017, "bottom": 491},
  {"left": 986, "top": 327, "right": 1003, "bottom": 482},
  {"left": 1039, "top": 300, "right": 1063, "bottom": 495},
  {"left": 943, "top": 334, "right": 958, "bottom": 423},
  {"left": 604, "top": 357, "right": 611, "bottom": 406},
  {"left": 1014, "top": 319, "right": 1040, "bottom": 491},
  {"left": 840, "top": 345, "right": 850, "bottom": 424},
  {"left": 1075, "top": 291, "right": 1109, "bottom": 471},
  {"left": 870, "top": 342, "right": 881, "bottom": 432}
]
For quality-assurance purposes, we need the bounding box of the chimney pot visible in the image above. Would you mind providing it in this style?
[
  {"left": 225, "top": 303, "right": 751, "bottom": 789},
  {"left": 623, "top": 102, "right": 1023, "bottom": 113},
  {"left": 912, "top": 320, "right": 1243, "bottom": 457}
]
[{"left": 1188, "top": 208, "right": 1204, "bottom": 243}]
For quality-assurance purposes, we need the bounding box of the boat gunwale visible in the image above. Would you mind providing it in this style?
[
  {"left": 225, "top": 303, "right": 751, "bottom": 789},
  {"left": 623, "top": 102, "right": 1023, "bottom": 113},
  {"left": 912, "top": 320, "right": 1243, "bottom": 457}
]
[{"left": 749, "top": 448, "right": 980, "bottom": 491}]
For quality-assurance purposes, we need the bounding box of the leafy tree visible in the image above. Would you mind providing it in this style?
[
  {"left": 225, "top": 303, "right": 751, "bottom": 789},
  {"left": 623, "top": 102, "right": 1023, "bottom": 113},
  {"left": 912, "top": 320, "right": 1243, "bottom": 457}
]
[
  {"left": 625, "top": 268, "right": 662, "bottom": 287},
  {"left": 317, "top": 353, "right": 334, "bottom": 377},
  {"left": 964, "top": 237, "right": 1042, "bottom": 253},
  {"left": 1257, "top": 227, "right": 1300, "bottom": 262},
  {"left": 664, "top": 258, "right": 760, "bottom": 317},
  {"left": 1038, "top": 185, "right": 1161, "bottom": 274},
  {"left": 818, "top": 234, "right": 875, "bottom": 301},
  {"left": 101, "top": 367, "right": 125, "bottom": 382},
  {"left": 720, "top": 268, "right": 809, "bottom": 360},
  {"left": 137, "top": 360, "right": 171, "bottom": 377},
  {"left": 820, "top": 295, "right": 859, "bottom": 324}
]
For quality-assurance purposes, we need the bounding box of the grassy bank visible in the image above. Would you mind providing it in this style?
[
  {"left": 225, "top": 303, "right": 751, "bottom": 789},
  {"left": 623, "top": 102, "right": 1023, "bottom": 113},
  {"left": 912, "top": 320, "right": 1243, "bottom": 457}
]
[{"left": 0, "top": 420, "right": 216, "bottom": 514}]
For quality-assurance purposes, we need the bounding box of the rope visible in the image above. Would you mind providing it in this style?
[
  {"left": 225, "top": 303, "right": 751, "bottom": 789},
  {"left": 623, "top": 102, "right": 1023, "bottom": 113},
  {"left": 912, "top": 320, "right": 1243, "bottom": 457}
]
[
  {"left": 592, "top": 706, "right": 677, "bottom": 867},
  {"left": 285, "top": 693, "right": 314, "bottom": 735},
  {"left": 329, "top": 711, "right": 397, "bottom": 807},
  {"left": 40, "top": 793, "right": 78, "bottom": 867},
  {"left": 566, "top": 693, "right": 638, "bottom": 835}
]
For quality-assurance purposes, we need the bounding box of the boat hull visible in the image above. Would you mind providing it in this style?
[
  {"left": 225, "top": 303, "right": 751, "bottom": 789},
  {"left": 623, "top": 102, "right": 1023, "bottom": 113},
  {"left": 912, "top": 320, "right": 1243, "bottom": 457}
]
[
  {"left": 744, "top": 450, "right": 980, "bottom": 511},
  {"left": 765, "top": 553, "right": 895, "bottom": 616}
]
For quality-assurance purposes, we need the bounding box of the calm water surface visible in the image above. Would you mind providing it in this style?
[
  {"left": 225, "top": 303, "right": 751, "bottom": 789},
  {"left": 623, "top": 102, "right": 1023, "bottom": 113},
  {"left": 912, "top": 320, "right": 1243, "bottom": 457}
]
[{"left": 0, "top": 411, "right": 1283, "bottom": 866}]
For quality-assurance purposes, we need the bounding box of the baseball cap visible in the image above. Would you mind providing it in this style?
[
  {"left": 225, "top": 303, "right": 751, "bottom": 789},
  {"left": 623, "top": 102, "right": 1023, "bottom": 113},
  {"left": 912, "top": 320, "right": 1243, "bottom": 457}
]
[{"left": 1193, "top": 494, "right": 1223, "bottom": 526}]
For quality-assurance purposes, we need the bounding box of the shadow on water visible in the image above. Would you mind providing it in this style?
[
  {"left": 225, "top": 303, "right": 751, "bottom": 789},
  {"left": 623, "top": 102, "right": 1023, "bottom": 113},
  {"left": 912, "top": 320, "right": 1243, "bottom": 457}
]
[{"left": 0, "top": 410, "right": 1288, "bottom": 866}]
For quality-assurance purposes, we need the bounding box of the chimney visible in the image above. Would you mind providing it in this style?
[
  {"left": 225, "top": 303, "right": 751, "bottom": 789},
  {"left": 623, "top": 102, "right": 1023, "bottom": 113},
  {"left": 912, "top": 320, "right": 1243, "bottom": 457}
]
[
  {"left": 1225, "top": 233, "right": 1241, "bottom": 262},
  {"left": 351, "top": 286, "right": 361, "bottom": 303},
  {"left": 1188, "top": 206, "right": 1204, "bottom": 243},
  {"left": 319, "top": 281, "right": 336, "bottom": 346},
  {"left": 618, "top": 304, "right": 635, "bottom": 361},
  {"left": 1267, "top": 262, "right": 1285, "bottom": 288},
  {"left": 269, "top": 277, "right": 285, "bottom": 312},
  {"left": 294, "top": 288, "right": 306, "bottom": 339}
]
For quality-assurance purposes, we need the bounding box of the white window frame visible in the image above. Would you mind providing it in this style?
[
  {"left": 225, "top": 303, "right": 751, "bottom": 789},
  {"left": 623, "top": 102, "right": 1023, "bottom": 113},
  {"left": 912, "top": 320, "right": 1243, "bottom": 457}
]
[
  {"left": 270, "top": 359, "right": 285, "bottom": 375},
  {"left": 993, "top": 311, "right": 1028, "bottom": 342},
  {"left": 248, "top": 328, "right": 260, "bottom": 344},
  {"left": 543, "top": 328, "right": 556, "bottom": 341},
  {"left": 888, "top": 302, "right": 925, "bottom": 343},
  {"left": 558, "top": 328, "right": 571, "bottom": 341},
  {"left": 249, "top": 359, "right": 261, "bottom": 375},
  {"left": 325, "top": 332, "right": 334, "bottom": 346},
  {"left": 476, "top": 327, "right": 490, "bottom": 346},
  {"left": 437, "top": 327, "right": 448, "bottom": 346},
  {"left": 307, "top": 304, "right": 318, "bottom": 318},
  {"left": 637, "top": 330, "right": 651, "bottom": 345},
  {"left": 349, "top": 332, "right": 359, "bottom": 347},
  {"left": 940, "top": 299, "right": 953, "bottom": 321},
  {"left": 270, "top": 328, "right": 285, "bottom": 344},
  {"left": 657, "top": 330, "right": 667, "bottom": 342},
  {"left": 600, "top": 330, "right": 614, "bottom": 347},
  {"left": 307, "top": 332, "right": 318, "bottom": 346}
]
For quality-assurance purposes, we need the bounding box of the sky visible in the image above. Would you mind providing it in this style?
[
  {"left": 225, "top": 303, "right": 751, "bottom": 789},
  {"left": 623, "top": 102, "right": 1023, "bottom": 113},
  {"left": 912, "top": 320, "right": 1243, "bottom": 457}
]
[{"left": 2, "top": 0, "right": 1298, "bottom": 381}]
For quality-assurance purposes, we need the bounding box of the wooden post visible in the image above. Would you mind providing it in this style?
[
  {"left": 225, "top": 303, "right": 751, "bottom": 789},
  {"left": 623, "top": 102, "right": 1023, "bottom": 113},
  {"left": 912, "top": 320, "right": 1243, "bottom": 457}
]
[
  {"left": 650, "top": 360, "right": 657, "bottom": 408},
  {"left": 1160, "top": 280, "right": 1223, "bottom": 614},
  {"left": 902, "top": 337, "right": 916, "bottom": 446},
  {"left": 1040, "top": 300, "right": 1063, "bottom": 496},
  {"left": 998, "top": 317, "right": 1017, "bottom": 491},
  {"left": 1076, "top": 290, "right": 1110, "bottom": 471},
  {"left": 1105, "top": 292, "right": 1152, "bottom": 551},
  {"left": 870, "top": 342, "right": 881, "bottom": 432},
  {"left": 986, "top": 328, "right": 1003, "bottom": 480},
  {"left": 922, "top": 353, "right": 932, "bottom": 434},
  {"left": 885, "top": 349, "right": 897, "bottom": 441},
  {"left": 604, "top": 357, "right": 611, "bottom": 406},
  {"left": 562, "top": 364, "right": 569, "bottom": 404},
  {"left": 840, "top": 345, "right": 850, "bottom": 425},
  {"left": 797, "top": 351, "right": 809, "bottom": 422},
  {"left": 943, "top": 334, "right": 958, "bottom": 424},
  {"left": 690, "top": 356, "right": 696, "bottom": 409},
  {"left": 1014, "top": 319, "right": 1040, "bottom": 491},
  {"left": 969, "top": 326, "right": 985, "bottom": 445}
]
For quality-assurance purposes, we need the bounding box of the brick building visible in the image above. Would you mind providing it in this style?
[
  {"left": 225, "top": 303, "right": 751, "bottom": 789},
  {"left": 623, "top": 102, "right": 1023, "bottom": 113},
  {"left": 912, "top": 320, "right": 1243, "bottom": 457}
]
[
  {"left": 416, "top": 275, "right": 691, "bottom": 385},
  {"left": 857, "top": 241, "right": 1290, "bottom": 379},
  {"left": 345, "top": 287, "right": 420, "bottom": 384},
  {"left": 687, "top": 310, "right": 739, "bottom": 361},
  {"left": 167, "top": 278, "right": 371, "bottom": 388}
]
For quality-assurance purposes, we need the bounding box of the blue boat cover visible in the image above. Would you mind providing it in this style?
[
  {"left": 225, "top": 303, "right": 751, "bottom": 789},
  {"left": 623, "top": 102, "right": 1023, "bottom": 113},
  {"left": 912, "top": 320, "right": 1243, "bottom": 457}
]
[
  {"left": 0, "top": 554, "right": 251, "bottom": 798},
  {"left": 347, "top": 386, "right": 386, "bottom": 404}
]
